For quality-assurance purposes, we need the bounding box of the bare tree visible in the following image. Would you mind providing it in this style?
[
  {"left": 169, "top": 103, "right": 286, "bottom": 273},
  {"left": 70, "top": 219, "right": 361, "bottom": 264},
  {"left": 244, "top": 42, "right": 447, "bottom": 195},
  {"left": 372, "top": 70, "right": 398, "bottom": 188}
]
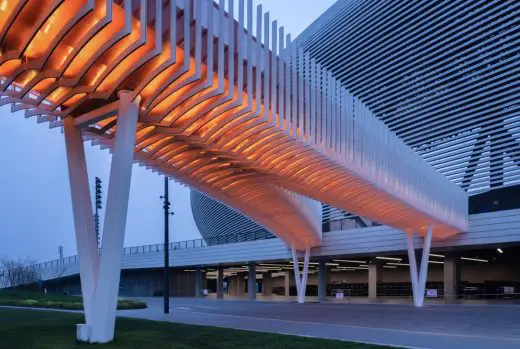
[{"left": 0, "top": 257, "right": 41, "bottom": 288}]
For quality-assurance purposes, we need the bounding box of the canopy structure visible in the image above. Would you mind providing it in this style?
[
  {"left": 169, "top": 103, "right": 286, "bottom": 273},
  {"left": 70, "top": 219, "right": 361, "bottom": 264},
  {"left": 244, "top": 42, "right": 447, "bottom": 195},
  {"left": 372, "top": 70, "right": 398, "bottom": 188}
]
[
  {"left": 0, "top": 0, "right": 470, "bottom": 343},
  {"left": 0, "top": 0, "right": 467, "bottom": 247}
]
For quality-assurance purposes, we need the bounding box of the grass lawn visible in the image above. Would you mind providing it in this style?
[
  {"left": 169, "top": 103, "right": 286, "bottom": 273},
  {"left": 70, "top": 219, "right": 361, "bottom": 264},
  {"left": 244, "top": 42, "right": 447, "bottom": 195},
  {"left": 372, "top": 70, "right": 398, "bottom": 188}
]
[
  {"left": 0, "top": 308, "right": 397, "bottom": 349},
  {"left": 0, "top": 290, "right": 146, "bottom": 310}
]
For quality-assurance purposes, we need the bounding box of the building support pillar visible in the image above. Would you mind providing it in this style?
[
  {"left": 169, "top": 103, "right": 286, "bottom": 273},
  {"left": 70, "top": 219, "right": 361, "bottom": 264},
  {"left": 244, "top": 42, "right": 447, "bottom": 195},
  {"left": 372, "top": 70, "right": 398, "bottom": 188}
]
[
  {"left": 235, "top": 273, "right": 245, "bottom": 294},
  {"left": 217, "top": 266, "right": 224, "bottom": 299},
  {"left": 248, "top": 262, "right": 256, "bottom": 300},
  {"left": 368, "top": 260, "right": 380, "bottom": 301},
  {"left": 195, "top": 268, "right": 202, "bottom": 297},
  {"left": 444, "top": 254, "right": 460, "bottom": 303},
  {"left": 406, "top": 225, "right": 433, "bottom": 308},
  {"left": 284, "top": 271, "right": 290, "bottom": 297},
  {"left": 318, "top": 259, "right": 327, "bottom": 302},
  {"left": 201, "top": 271, "right": 207, "bottom": 290},
  {"left": 262, "top": 272, "right": 272, "bottom": 296},
  {"left": 292, "top": 245, "right": 311, "bottom": 304}
]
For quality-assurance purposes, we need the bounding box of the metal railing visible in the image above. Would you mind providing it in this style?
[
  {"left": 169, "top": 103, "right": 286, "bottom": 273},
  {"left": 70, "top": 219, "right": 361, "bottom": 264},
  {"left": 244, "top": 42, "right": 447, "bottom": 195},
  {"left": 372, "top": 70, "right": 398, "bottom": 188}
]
[{"left": 14, "top": 230, "right": 275, "bottom": 272}]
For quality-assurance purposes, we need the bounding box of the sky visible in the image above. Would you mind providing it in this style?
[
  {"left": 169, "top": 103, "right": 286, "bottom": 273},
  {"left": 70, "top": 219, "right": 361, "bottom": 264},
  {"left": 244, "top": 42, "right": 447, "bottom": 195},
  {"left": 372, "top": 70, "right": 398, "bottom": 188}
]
[{"left": 0, "top": 0, "right": 336, "bottom": 263}]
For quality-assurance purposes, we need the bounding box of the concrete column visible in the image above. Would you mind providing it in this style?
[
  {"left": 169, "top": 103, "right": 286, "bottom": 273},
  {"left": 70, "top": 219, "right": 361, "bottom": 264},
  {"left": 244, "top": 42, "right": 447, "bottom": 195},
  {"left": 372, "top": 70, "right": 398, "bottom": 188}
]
[
  {"left": 217, "top": 266, "right": 224, "bottom": 299},
  {"left": 262, "top": 272, "right": 272, "bottom": 296},
  {"left": 89, "top": 91, "right": 140, "bottom": 343},
  {"left": 284, "top": 271, "right": 290, "bottom": 297},
  {"left": 63, "top": 117, "right": 99, "bottom": 327},
  {"left": 229, "top": 274, "right": 245, "bottom": 294},
  {"left": 318, "top": 259, "right": 327, "bottom": 302},
  {"left": 368, "top": 261, "right": 380, "bottom": 300},
  {"left": 237, "top": 273, "right": 245, "bottom": 294},
  {"left": 444, "top": 254, "right": 460, "bottom": 302},
  {"left": 201, "top": 271, "right": 207, "bottom": 290},
  {"left": 195, "top": 268, "right": 202, "bottom": 297},
  {"left": 248, "top": 263, "right": 256, "bottom": 300}
]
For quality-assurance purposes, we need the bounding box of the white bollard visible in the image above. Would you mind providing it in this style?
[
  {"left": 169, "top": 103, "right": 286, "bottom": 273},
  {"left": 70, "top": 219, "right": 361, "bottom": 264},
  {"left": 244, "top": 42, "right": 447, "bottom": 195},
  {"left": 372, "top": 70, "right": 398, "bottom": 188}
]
[{"left": 76, "top": 324, "right": 89, "bottom": 342}]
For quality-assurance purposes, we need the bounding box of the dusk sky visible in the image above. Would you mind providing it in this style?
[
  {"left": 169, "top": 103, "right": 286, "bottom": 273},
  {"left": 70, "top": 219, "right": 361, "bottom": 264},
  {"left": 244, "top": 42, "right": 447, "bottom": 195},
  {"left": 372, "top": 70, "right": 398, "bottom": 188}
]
[{"left": 0, "top": 0, "right": 336, "bottom": 263}]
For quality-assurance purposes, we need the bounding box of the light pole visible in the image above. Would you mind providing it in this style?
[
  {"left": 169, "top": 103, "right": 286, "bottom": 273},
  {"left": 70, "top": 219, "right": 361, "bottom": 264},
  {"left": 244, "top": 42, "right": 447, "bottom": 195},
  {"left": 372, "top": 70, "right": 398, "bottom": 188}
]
[
  {"left": 94, "top": 177, "right": 102, "bottom": 248},
  {"left": 160, "top": 177, "right": 174, "bottom": 314}
]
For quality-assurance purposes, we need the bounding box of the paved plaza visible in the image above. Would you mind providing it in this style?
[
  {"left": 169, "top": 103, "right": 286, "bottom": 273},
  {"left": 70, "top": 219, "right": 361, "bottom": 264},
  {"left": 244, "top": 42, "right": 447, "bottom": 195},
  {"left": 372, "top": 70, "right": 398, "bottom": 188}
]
[{"left": 118, "top": 298, "right": 520, "bottom": 349}]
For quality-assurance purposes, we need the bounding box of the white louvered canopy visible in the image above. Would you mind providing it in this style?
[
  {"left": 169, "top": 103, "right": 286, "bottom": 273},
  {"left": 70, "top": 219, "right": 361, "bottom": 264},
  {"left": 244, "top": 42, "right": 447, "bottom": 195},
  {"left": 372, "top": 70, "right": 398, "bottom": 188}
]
[{"left": 0, "top": 0, "right": 467, "bottom": 248}]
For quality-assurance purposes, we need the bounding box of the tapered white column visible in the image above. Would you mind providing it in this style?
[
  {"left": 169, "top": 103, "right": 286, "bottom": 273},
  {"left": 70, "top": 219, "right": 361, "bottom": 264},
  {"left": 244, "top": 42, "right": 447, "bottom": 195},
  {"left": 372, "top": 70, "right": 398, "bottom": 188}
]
[
  {"left": 89, "top": 91, "right": 140, "bottom": 343},
  {"left": 417, "top": 226, "right": 433, "bottom": 307},
  {"left": 406, "top": 226, "right": 433, "bottom": 308},
  {"left": 406, "top": 233, "right": 420, "bottom": 306},
  {"left": 291, "top": 245, "right": 311, "bottom": 304},
  {"left": 300, "top": 246, "right": 310, "bottom": 302},
  {"left": 63, "top": 117, "right": 100, "bottom": 327},
  {"left": 291, "top": 246, "right": 301, "bottom": 299}
]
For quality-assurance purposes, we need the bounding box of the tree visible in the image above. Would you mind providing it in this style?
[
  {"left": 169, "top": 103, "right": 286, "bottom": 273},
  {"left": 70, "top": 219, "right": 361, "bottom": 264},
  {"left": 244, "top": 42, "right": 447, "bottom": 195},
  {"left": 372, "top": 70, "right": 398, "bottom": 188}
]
[{"left": 0, "top": 257, "right": 41, "bottom": 289}]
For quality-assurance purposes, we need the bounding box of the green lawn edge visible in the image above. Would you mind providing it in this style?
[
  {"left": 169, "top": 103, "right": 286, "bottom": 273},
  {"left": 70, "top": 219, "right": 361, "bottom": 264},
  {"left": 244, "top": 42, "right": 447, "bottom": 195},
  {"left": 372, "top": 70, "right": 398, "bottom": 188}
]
[{"left": 0, "top": 307, "right": 398, "bottom": 349}]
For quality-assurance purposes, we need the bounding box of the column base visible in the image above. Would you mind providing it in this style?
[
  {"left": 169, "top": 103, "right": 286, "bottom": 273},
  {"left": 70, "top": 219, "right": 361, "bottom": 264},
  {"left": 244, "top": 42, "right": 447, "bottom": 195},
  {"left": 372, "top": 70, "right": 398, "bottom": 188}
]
[{"left": 76, "top": 324, "right": 89, "bottom": 343}]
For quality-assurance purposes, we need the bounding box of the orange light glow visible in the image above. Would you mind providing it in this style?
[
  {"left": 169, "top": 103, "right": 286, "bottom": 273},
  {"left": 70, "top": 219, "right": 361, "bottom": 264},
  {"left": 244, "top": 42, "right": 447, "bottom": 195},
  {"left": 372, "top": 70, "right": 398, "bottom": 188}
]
[
  {"left": 32, "top": 78, "right": 56, "bottom": 93},
  {"left": 0, "top": 0, "right": 466, "bottom": 250},
  {"left": 0, "top": 59, "right": 21, "bottom": 76},
  {"left": 63, "top": 93, "right": 86, "bottom": 107},
  {"left": 24, "top": 1, "right": 87, "bottom": 58}
]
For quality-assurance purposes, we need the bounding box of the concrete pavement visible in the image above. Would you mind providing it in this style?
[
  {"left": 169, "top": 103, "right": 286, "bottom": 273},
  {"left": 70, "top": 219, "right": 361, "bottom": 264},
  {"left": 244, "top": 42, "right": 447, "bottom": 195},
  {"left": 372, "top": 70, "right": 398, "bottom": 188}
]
[{"left": 118, "top": 297, "right": 520, "bottom": 349}]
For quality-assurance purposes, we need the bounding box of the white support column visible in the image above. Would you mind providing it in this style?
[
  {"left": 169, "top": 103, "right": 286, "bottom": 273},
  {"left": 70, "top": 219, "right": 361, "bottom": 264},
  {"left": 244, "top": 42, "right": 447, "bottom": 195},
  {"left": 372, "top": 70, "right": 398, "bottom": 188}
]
[
  {"left": 291, "top": 245, "right": 311, "bottom": 304},
  {"left": 63, "top": 117, "right": 100, "bottom": 328},
  {"left": 291, "top": 246, "right": 301, "bottom": 298},
  {"left": 406, "top": 226, "right": 433, "bottom": 308},
  {"left": 417, "top": 226, "right": 433, "bottom": 307},
  {"left": 89, "top": 91, "right": 140, "bottom": 343},
  {"left": 406, "top": 232, "right": 420, "bottom": 307},
  {"left": 301, "top": 246, "right": 310, "bottom": 302}
]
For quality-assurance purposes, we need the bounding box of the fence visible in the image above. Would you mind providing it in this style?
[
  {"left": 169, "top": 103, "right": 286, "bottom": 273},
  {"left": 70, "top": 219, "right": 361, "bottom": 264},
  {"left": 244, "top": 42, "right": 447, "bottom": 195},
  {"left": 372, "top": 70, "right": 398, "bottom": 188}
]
[{"left": 1, "top": 230, "right": 275, "bottom": 274}]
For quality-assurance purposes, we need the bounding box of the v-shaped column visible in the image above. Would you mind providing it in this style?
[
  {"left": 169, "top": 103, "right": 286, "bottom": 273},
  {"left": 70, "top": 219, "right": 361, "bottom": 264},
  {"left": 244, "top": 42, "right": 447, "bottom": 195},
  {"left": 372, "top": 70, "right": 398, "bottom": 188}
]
[
  {"left": 406, "top": 226, "right": 433, "bottom": 308},
  {"left": 63, "top": 117, "right": 100, "bottom": 327},
  {"left": 291, "top": 245, "right": 311, "bottom": 304},
  {"left": 64, "top": 91, "right": 140, "bottom": 343}
]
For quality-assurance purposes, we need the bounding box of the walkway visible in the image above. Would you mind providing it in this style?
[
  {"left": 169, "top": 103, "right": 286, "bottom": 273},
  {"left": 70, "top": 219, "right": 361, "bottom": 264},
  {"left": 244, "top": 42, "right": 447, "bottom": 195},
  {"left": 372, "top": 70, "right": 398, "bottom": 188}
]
[
  {"left": 118, "top": 298, "right": 520, "bottom": 349},
  {"left": 205, "top": 293, "right": 520, "bottom": 306}
]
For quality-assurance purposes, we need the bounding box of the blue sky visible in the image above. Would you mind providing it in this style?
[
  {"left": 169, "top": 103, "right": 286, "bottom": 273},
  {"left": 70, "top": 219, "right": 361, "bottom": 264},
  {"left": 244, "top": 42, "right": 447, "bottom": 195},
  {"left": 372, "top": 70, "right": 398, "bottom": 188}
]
[{"left": 0, "top": 0, "right": 335, "bottom": 263}]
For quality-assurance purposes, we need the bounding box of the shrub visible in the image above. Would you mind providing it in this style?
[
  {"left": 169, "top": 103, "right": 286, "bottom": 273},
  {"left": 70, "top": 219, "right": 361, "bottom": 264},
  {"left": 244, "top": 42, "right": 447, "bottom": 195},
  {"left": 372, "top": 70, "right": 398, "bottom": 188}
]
[{"left": 0, "top": 291, "right": 147, "bottom": 310}]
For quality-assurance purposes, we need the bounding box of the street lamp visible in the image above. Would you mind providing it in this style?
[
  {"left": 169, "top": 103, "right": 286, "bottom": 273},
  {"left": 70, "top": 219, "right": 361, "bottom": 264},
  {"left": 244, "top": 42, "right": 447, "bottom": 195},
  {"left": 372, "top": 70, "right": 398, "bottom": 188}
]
[
  {"left": 160, "top": 177, "right": 174, "bottom": 314},
  {"left": 94, "top": 177, "right": 102, "bottom": 248}
]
